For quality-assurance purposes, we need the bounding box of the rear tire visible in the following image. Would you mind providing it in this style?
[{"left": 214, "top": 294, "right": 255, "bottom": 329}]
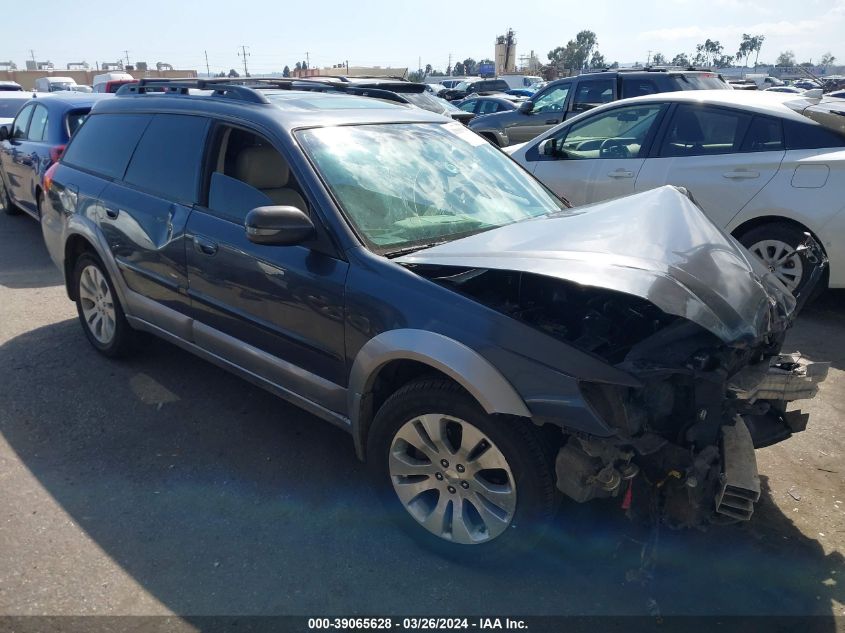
[
  {"left": 73, "top": 252, "right": 136, "bottom": 358},
  {"left": 0, "top": 174, "right": 20, "bottom": 216},
  {"left": 738, "top": 222, "right": 817, "bottom": 296},
  {"left": 366, "top": 378, "right": 557, "bottom": 560}
]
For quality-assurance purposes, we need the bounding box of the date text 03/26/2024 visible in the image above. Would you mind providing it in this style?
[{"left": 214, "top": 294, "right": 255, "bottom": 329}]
[{"left": 307, "top": 618, "right": 528, "bottom": 630}]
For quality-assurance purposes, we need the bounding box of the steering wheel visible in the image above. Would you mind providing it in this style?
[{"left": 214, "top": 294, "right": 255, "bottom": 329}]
[{"left": 599, "top": 138, "right": 630, "bottom": 159}]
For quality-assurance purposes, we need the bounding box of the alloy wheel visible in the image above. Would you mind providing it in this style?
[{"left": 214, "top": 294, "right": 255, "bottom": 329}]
[
  {"left": 78, "top": 265, "right": 117, "bottom": 344},
  {"left": 748, "top": 238, "right": 804, "bottom": 293},
  {"left": 389, "top": 414, "right": 517, "bottom": 545}
]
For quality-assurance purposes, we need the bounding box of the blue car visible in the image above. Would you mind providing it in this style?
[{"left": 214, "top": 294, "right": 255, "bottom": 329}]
[
  {"left": 506, "top": 88, "right": 535, "bottom": 98},
  {"left": 0, "top": 93, "right": 111, "bottom": 218}
]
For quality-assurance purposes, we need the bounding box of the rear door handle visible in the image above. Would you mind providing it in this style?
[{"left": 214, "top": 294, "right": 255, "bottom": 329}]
[
  {"left": 607, "top": 169, "right": 634, "bottom": 178},
  {"left": 193, "top": 236, "right": 218, "bottom": 256},
  {"left": 723, "top": 170, "right": 759, "bottom": 179}
]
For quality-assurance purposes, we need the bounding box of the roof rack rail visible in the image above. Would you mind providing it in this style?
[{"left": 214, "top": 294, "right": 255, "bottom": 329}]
[
  {"left": 116, "top": 76, "right": 415, "bottom": 107},
  {"left": 119, "top": 77, "right": 272, "bottom": 103}
]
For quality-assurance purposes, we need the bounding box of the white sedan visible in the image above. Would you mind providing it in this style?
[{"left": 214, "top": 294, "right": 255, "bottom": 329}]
[{"left": 508, "top": 90, "right": 845, "bottom": 294}]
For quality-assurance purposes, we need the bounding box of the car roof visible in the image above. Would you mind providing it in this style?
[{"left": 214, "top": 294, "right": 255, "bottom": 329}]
[
  {"left": 27, "top": 93, "right": 113, "bottom": 109},
  {"left": 587, "top": 89, "right": 815, "bottom": 122},
  {"left": 0, "top": 91, "right": 34, "bottom": 100},
  {"left": 96, "top": 88, "right": 451, "bottom": 129}
]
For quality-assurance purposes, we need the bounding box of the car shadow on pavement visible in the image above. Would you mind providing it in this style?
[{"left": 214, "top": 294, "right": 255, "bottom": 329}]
[
  {"left": 789, "top": 289, "right": 845, "bottom": 370},
  {"left": 0, "top": 320, "right": 842, "bottom": 624},
  {"left": 0, "top": 213, "right": 63, "bottom": 290}
]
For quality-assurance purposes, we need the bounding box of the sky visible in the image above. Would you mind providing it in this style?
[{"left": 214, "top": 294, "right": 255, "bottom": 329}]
[{"left": 4, "top": 0, "right": 843, "bottom": 74}]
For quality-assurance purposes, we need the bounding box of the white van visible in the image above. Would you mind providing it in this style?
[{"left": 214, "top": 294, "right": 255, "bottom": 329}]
[
  {"left": 33, "top": 76, "right": 78, "bottom": 92},
  {"left": 499, "top": 75, "right": 543, "bottom": 90}
]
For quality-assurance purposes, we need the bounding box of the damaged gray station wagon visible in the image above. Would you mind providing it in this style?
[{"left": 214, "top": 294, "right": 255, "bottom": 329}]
[{"left": 40, "top": 78, "right": 828, "bottom": 553}]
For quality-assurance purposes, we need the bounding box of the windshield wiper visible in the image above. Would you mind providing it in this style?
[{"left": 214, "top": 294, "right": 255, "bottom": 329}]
[{"left": 384, "top": 240, "right": 449, "bottom": 258}]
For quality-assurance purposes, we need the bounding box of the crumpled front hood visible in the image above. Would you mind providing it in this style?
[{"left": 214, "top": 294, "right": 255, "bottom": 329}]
[{"left": 398, "top": 186, "right": 795, "bottom": 345}]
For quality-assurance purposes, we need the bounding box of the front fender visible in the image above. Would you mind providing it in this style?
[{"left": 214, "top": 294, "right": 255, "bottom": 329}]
[{"left": 348, "top": 329, "right": 531, "bottom": 460}]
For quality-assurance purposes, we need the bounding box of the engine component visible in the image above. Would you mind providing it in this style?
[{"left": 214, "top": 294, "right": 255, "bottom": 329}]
[
  {"left": 728, "top": 353, "right": 829, "bottom": 402},
  {"left": 555, "top": 438, "right": 635, "bottom": 503},
  {"left": 715, "top": 419, "right": 761, "bottom": 521}
]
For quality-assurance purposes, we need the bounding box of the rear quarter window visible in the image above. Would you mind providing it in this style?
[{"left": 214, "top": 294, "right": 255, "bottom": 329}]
[
  {"left": 62, "top": 114, "right": 150, "bottom": 179},
  {"left": 784, "top": 119, "right": 845, "bottom": 150}
]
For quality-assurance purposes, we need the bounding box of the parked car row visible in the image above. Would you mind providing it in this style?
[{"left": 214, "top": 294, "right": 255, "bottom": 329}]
[
  {"left": 0, "top": 93, "right": 110, "bottom": 218},
  {"left": 468, "top": 68, "right": 731, "bottom": 147}
]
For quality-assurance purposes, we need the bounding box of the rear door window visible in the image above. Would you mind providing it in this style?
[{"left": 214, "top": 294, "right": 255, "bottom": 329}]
[
  {"left": 622, "top": 78, "right": 659, "bottom": 98},
  {"left": 11, "top": 104, "right": 33, "bottom": 139},
  {"left": 658, "top": 105, "right": 751, "bottom": 157},
  {"left": 572, "top": 79, "right": 615, "bottom": 113},
  {"left": 123, "top": 114, "right": 209, "bottom": 203},
  {"left": 27, "top": 104, "right": 49, "bottom": 142},
  {"left": 740, "top": 116, "right": 784, "bottom": 152},
  {"left": 62, "top": 114, "right": 150, "bottom": 179}
]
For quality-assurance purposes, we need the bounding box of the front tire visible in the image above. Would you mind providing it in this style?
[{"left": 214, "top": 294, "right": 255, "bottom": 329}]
[
  {"left": 738, "top": 222, "right": 815, "bottom": 295},
  {"left": 73, "top": 253, "right": 136, "bottom": 358},
  {"left": 367, "top": 378, "right": 557, "bottom": 558},
  {"left": 0, "top": 174, "right": 20, "bottom": 216}
]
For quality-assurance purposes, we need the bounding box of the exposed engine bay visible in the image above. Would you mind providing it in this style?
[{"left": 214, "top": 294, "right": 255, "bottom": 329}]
[{"left": 408, "top": 258, "right": 829, "bottom": 529}]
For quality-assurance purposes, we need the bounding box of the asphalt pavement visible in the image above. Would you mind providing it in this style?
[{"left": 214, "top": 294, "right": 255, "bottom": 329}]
[{"left": 0, "top": 211, "right": 843, "bottom": 624}]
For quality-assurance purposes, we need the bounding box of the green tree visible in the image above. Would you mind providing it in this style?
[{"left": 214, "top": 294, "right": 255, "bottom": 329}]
[
  {"left": 453, "top": 61, "right": 465, "bottom": 76},
  {"left": 694, "top": 39, "right": 724, "bottom": 66},
  {"left": 282, "top": 65, "right": 291, "bottom": 77},
  {"left": 820, "top": 52, "right": 836, "bottom": 67},
  {"left": 295, "top": 62, "right": 301, "bottom": 71},
  {"left": 547, "top": 30, "right": 599, "bottom": 71},
  {"left": 462, "top": 58, "right": 477, "bottom": 75},
  {"left": 671, "top": 53, "right": 690, "bottom": 67},
  {"left": 408, "top": 70, "right": 424, "bottom": 82},
  {"left": 590, "top": 51, "right": 606, "bottom": 68},
  {"left": 227, "top": 68, "right": 240, "bottom": 78},
  {"left": 424, "top": 63, "right": 432, "bottom": 78},
  {"left": 650, "top": 52, "right": 667, "bottom": 66},
  {"left": 736, "top": 34, "right": 765, "bottom": 67},
  {"left": 776, "top": 50, "right": 796, "bottom": 67}
]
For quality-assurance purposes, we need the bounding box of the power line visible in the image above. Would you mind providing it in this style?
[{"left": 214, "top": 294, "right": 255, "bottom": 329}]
[{"left": 238, "top": 45, "right": 250, "bottom": 76}]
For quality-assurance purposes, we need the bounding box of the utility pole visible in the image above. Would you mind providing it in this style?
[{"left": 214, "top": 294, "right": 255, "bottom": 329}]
[
  {"left": 123, "top": 50, "right": 130, "bottom": 67},
  {"left": 238, "top": 45, "right": 250, "bottom": 76},
  {"left": 305, "top": 51, "right": 310, "bottom": 68},
  {"left": 646, "top": 50, "right": 652, "bottom": 66},
  {"left": 447, "top": 53, "right": 452, "bottom": 76},
  {"left": 345, "top": 59, "right": 349, "bottom": 73},
  {"left": 30, "top": 49, "right": 36, "bottom": 63},
  {"left": 204, "top": 50, "right": 211, "bottom": 76}
]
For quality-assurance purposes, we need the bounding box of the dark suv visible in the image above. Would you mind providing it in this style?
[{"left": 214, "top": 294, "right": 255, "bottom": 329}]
[
  {"left": 443, "top": 78, "right": 511, "bottom": 101},
  {"left": 40, "top": 78, "right": 824, "bottom": 553},
  {"left": 469, "top": 68, "right": 729, "bottom": 146}
]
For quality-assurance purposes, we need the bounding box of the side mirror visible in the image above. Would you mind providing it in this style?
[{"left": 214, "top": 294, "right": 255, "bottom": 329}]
[
  {"left": 0, "top": 126, "right": 8, "bottom": 142},
  {"left": 518, "top": 101, "right": 534, "bottom": 114},
  {"left": 245, "top": 206, "right": 315, "bottom": 246}
]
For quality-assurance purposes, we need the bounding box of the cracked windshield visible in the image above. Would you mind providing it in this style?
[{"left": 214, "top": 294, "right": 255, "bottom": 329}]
[{"left": 298, "top": 122, "right": 565, "bottom": 253}]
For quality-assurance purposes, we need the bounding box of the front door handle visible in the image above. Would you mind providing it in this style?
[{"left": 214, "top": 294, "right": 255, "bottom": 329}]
[
  {"left": 193, "top": 236, "right": 218, "bottom": 256},
  {"left": 545, "top": 119, "right": 559, "bottom": 125},
  {"left": 607, "top": 169, "right": 634, "bottom": 179},
  {"left": 723, "top": 170, "right": 760, "bottom": 179}
]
